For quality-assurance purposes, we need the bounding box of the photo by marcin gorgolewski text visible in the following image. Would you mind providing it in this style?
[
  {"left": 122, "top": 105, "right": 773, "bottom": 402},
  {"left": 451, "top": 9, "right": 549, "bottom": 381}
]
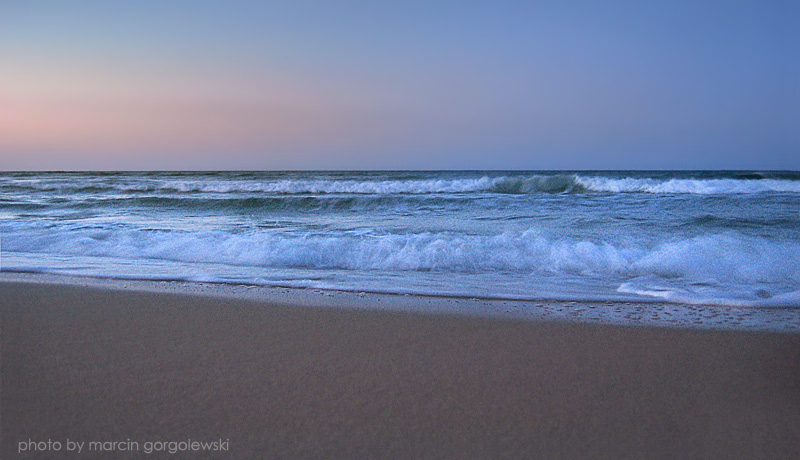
[{"left": 17, "top": 438, "right": 231, "bottom": 455}]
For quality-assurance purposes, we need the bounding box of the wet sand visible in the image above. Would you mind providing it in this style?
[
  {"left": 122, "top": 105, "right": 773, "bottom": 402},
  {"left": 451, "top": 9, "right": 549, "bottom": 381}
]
[{"left": 2, "top": 279, "right": 800, "bottom": 459}]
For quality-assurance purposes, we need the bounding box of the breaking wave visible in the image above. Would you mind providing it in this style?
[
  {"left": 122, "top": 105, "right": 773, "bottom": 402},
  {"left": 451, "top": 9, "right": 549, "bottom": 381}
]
[
  {"left": 3, "top": 173, "right": 799, "bottom": 196},
  {"left": 5, "top": 226, "right": 799, "bottom": 306}
]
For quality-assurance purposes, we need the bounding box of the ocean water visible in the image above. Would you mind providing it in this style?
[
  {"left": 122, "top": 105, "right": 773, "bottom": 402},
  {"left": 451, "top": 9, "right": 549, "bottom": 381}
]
[{"left": 2, "top": 170, "right": 799, "bottom": 311}]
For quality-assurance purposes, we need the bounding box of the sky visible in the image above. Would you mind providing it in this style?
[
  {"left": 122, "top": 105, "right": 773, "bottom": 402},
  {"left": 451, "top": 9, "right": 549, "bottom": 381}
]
[{"left": 1, "top": 0, "right": 797, "bottom": 170}]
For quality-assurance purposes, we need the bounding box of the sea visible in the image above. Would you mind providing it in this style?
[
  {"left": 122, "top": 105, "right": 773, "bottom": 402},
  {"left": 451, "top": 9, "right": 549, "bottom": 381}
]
[{"left": 2, "top": 170, "right": 799, "bottom": 329}]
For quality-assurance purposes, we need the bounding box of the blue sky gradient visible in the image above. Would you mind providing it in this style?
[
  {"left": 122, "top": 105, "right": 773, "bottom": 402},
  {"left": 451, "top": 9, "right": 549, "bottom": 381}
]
[{"left": 1, "top": 1, "right": 797, "bottom": 169}]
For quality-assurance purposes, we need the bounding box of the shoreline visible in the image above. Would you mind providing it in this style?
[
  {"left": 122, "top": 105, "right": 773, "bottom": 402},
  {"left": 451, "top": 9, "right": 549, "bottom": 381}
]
[
  {"left": 2, "top": 277, "right": 799, "bottom": 458},
  {"left": 2, "top": 271, "right": 799, "bottom": 332}
]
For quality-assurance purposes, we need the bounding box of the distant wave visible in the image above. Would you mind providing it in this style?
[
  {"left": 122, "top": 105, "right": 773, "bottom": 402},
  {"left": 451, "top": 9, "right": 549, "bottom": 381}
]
[
  {"left": 3, "top": 174, "right": 799, "bottom": 196},
  {"left": 68, "top": 195, "right": 469, "bottom": 212},
  {"left": 573, "top": 176, "right": 800, "bottom": 194}
]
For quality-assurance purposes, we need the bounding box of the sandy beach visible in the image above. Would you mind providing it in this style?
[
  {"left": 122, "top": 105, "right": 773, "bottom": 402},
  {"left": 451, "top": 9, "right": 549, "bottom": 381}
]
[{"left": 2, "top": 278, "right": 799, "bottom": 459}]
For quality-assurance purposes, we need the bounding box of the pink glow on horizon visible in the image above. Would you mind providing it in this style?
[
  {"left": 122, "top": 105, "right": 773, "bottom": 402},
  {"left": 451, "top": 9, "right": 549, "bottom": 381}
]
[{"left": 1, "top": 62, "right": 407, "bottom": 162}]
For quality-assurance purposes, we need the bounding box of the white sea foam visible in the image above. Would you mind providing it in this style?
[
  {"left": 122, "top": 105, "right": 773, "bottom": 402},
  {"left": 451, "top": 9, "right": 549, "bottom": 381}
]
[
  {"left": 5, "top": 227, "right": 799, "bottom": 306},
  {"left": 134, "top": 176, "right": 800, "bottom": 195},
  {"left": 6, "top": 174, "right": 799, "bottom": 195},
  {"left": 617, "top": 283, "right": 800, "bottom": 307},
  {"left": 574, "top": 177, "right": 800, "bottom": 194}
]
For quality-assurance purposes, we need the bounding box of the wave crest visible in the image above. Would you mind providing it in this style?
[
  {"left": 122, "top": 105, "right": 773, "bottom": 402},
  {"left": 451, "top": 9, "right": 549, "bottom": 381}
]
[
  {"left": 574, "top": 176, "right": 800, "bottom": 194},
  {"left": 5, "top": 227, "right": 799, "bottom": 305},
  {"left": 4, "top": 174, "right": 799, "bottom": 196}
]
